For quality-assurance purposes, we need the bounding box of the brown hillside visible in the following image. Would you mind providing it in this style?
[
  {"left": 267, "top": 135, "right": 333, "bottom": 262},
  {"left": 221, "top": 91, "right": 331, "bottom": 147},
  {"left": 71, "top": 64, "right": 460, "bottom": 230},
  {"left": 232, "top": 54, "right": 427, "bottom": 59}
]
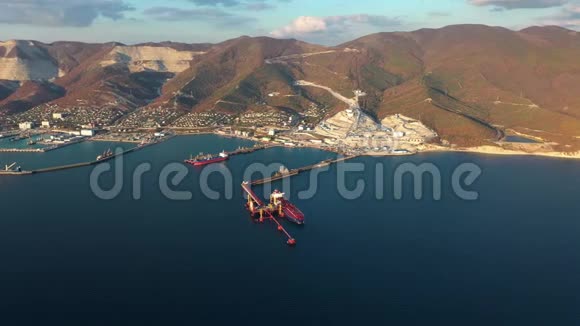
[
  {"left": 0, "top": 81, "right": 65, "bottom": 114},
  {"left": 1, "top": 25, "right": 579, "bottom": 148}
]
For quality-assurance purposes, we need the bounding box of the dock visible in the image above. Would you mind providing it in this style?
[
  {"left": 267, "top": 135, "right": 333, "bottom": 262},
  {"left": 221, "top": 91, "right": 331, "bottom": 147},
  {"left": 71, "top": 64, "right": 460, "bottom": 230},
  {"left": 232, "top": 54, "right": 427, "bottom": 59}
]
[
  {"left": 0, "top": 170, "right": 34, "bottom": 175},
  {"left": 31, "top": 139, "right": 163, "bottom": 174},
  {"left": 0, "top": 135, "right": 175, "bottom": 176},
  {"left": 0, "top": 148, "right": 45, "bottom": 153},
  {"left": 251, "top": 155, "right": 358, "bottom": 185},
  {"left": 184, "top": 144, "right": 280, "bottom": 166},
  {"left": 195, "top": 146, "right": 357, "bottom": 186},
  {"left": 0, "top": 133, "right": 19, "bottom": 140},
  {"left": 0, "top": 138, "right": 87, "bottom": 153},
  {"left": 225, "top": 144, "right": 279, "bottom": 157},
  {"left": 241, "top": 182, "right": 297, "bottom": 246}
]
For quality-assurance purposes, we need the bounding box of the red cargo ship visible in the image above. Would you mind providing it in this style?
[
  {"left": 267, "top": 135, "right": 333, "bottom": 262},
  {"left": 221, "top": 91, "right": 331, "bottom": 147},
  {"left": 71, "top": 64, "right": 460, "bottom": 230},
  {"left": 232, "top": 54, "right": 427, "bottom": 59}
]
[
  {"left": 185, "top": 151, "right": 229, "bottom": 166},
  {"left": 270, "top": 190, "right": 305, "bottom": 225},
  {"left": 241, "top": 182, "right": 303, "bottom": 246}
]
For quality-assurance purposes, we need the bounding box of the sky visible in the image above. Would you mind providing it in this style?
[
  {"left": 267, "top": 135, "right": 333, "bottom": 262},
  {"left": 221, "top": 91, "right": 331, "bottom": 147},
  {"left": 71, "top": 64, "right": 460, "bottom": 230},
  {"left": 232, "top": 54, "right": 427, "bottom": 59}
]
[{"left": 0, "top": 0, "right": 579, "bottom": 45}]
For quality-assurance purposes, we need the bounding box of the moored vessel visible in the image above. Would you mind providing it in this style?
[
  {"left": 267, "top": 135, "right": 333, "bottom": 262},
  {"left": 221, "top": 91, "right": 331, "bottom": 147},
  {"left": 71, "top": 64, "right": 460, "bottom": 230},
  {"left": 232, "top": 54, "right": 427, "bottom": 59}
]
[
  {"left": 270, "top": 189, "right": 305, "bottom": 225},
  {"left": 241, "top": 182, "right": 302, "bottom": 246},
  {"left": 185, "top": 151, "right": 229, "bottom": 166},
  {"left": 96, "top": 149, "right": 114, "bottom": 161}
]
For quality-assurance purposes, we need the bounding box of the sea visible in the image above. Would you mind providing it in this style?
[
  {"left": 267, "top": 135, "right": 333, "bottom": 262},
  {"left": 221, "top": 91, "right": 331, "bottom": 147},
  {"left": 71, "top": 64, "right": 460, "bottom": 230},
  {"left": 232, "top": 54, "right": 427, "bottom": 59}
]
[{"left": 0, "top": 134, "right": 579, "bottom": 325}]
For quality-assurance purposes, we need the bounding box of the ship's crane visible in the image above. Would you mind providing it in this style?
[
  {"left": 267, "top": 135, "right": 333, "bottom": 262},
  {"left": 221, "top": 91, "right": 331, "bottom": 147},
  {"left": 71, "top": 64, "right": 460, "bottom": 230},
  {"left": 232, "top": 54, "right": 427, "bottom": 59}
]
[{"left": 4, "top": 162, "right": 17, "bottom": 171}]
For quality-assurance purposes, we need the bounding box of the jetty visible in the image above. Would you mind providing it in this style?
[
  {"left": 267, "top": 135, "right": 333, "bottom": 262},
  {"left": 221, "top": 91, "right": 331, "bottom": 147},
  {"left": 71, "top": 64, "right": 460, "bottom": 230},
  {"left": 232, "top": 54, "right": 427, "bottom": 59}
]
[
  {"left": 186, "top": 144, "right": 358, "bottom": 186},
  {"left": 251, "top": 155, "right": 358, "bottom": 185},
  {"left": 0, "top": 148, "right": 45, "bottom": 153},
  {"left": 226, "top": 144, "right": 279, "bottom": 157},
  {"left": 0, "top": 135, "right": 175, "bottom": 177},
  {"left": 0, "top": 132, "right": 19, "bottom": 140},
  {"left": 0, "top": 138, "right": 87, "bottom": 153}
]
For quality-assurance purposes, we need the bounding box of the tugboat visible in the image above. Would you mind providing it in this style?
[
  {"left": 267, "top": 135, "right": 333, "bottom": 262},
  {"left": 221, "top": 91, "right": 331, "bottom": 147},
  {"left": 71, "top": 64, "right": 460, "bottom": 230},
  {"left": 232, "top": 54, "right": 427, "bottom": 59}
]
[{"left": 184, "top": 151, "right": 229, "bottom": 167}]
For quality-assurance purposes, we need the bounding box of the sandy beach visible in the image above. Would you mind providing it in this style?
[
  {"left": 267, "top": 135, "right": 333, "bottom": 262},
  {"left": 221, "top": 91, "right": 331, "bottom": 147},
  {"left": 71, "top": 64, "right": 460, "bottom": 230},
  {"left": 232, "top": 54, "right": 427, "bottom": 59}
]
[{"left": 422, "top": 145, "right": 580, "bottom": 160}]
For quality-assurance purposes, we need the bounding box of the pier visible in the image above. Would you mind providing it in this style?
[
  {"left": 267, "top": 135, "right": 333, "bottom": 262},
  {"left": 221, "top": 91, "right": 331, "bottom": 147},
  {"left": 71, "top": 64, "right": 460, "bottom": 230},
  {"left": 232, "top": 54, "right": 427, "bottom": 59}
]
[
  {"left": 251, "top": 155, "right": 358, "bottom": 185},
  {"left": 1, "top": 149, "right": 130, "bottom": 175},
  {"left": 193, "top": 145, "right": 358, "bottom": 186},
  {"left": 184, "top": 144, "right": 280, "bottom": 166},
  {"left": 0, "top": 170, "right": 34, "bottom": 176},
  {"left": 0, "top": 138, "right": 87, "bottom": 153},
  {"left": 241, "top": 182, "right": 298, "bottom": 246},
  {"left": 31, "top": 138, "right": 166, "bottom": 174},
  {"left": 224, "top": 144, "right": 279, "bottom": 157},
  {"left": 0, "top": 148, "right": 45, "bottom": 153},
  {"left": 0, "top": 133, "right": 19, "bottom": 140},
  {"left": 0, "top": 135, "right": 175, "bottom": 176}
]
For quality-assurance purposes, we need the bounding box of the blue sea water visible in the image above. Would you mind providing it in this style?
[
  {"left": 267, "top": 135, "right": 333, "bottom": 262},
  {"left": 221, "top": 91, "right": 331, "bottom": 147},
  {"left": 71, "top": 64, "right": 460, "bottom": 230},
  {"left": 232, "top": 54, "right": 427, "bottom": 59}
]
[
  {"left": 0, "top": 136, "right": 47, "bottom": 150},
  {"left": 0, "top": 134, "right": 579, "bottom": 325}
]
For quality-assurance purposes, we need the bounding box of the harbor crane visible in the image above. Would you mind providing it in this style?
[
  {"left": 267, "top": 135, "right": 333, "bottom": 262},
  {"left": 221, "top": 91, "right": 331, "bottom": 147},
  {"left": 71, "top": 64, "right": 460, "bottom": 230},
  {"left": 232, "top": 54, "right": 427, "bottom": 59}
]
[
  {"left": 4, "top": 162, "right": 16, "bottom": 171},
  {"left": 4, "top": 162, "right": 20, "bottom": 172}
]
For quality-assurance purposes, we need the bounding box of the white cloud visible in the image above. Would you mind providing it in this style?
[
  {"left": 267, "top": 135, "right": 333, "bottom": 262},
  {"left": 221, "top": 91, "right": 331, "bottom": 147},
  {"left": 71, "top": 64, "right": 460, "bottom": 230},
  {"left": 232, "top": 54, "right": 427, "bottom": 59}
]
[
  {"left": 270, "top": 14, "right": 402, "bottom": 43},
  {"left": 271, "top": 16, "right": 328, "bottom": 37}
]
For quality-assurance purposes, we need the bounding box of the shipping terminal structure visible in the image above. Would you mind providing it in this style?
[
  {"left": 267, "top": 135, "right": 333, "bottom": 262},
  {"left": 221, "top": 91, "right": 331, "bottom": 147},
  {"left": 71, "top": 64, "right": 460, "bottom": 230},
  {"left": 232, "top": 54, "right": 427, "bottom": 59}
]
[{"left": 242, "top": 182, "right": 305, "bottom": 246}]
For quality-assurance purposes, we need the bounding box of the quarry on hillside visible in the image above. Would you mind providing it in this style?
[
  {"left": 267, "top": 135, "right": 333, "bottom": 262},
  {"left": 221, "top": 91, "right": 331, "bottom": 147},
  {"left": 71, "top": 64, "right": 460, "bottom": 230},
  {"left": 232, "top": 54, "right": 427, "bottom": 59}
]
[
  {"left": 100, "top": 46, "right": 206, "bottom": 73},
  {"left": 289, "top": 80, "right": 437, "bottom": 154},
  {"left": 0, "top": 40, "right": 59, "bottom": 80},
  {"left": 310, "top": 108, "right": 437, "bottom": 155}
]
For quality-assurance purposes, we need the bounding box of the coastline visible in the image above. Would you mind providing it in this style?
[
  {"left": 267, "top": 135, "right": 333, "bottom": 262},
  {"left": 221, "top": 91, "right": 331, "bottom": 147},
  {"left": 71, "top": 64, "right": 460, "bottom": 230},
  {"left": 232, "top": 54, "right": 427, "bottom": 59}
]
[
  {"left": 197, "top": 131, "right": 580, "bottom": 161},
  {"left": 202, "top": 131, "right": 580, "bottom": 161},
  {"left": 4, "top": 131, "right": 578, "bottom": 178},
  {"left": 421, "top": 145, "right": 580, "bottom": 160}
]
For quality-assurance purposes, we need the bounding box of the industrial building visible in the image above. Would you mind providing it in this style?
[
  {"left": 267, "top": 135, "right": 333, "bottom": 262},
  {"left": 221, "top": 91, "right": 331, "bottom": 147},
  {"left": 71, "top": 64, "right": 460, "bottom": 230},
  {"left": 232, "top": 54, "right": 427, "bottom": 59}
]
[{"left": 19, "top": 122, "right": 36, "bottom": 130}]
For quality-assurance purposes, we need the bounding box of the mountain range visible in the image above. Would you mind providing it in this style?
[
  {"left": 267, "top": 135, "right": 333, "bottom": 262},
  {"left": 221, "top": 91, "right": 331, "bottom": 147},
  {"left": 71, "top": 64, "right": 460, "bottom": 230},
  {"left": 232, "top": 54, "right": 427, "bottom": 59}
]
[{"left": 1, "top": 24, "right": 579, "bottom": 150}]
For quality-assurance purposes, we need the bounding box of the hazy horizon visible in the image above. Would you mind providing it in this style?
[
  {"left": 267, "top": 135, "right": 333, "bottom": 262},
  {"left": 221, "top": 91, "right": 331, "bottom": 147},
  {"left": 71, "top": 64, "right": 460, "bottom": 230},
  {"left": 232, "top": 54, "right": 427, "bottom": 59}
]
[
  {"left": 0, "top": 23, "right": 577, "bottom": 47},
  {"left": 0, "top": 0, "right": 578, "bottom": 45}
]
